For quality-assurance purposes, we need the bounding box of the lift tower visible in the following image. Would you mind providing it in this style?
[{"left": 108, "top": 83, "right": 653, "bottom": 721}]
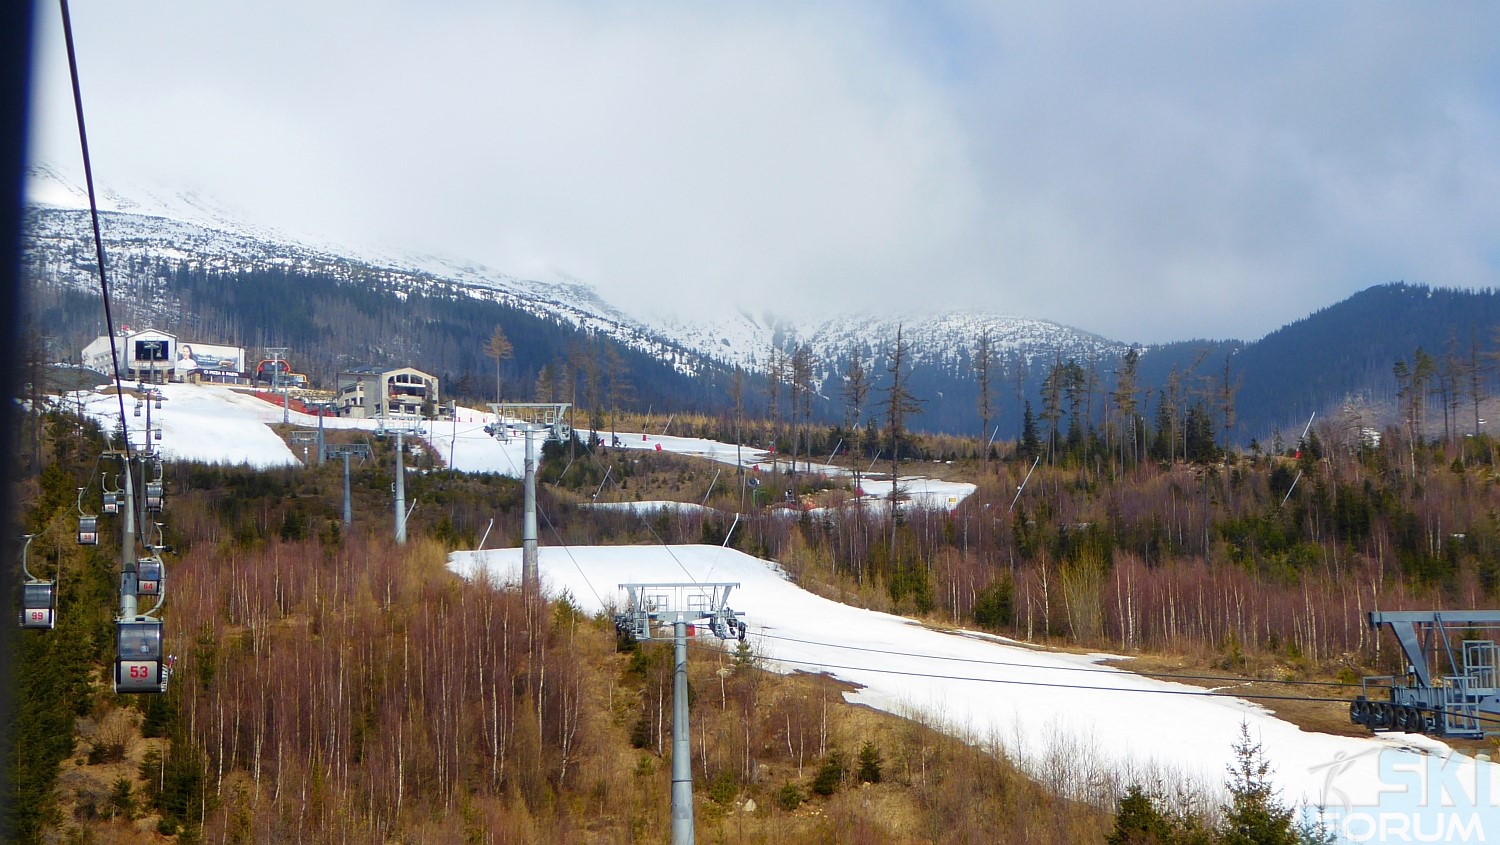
[
  {"left": 615, "top": 582, "right": 747, "bottom": 845},
  {"left": 485, "top": 403, "right": 569, "bottom": 594}
]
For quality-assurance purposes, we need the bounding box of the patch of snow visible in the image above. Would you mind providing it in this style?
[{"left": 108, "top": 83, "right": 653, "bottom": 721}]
[{"left": 452, "top": 544, "right": 1484, "bottom": 832}]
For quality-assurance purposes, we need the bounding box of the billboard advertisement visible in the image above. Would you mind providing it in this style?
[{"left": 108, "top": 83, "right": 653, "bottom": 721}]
[
  {"left": 176, "top": 342, "right": 245, "bottom": 374},
  {"left": 133, "top": 338, "right": 169, "bottom": 363}
]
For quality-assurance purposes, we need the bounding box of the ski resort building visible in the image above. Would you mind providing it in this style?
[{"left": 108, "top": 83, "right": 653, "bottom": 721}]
[
  {"left": 81, "top": 330, "right": 247, "bottom": 384},
  {"left": 334, "top": 366, "right": 441, "bottom": 419}
]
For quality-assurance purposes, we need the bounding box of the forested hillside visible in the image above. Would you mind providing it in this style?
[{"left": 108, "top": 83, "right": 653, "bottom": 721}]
[
  {"left": 28, "top": 257, "right": 747, "bottom": 417},
  {"left": 10, "top": 356, "right": 1500, "bottom": 841}
]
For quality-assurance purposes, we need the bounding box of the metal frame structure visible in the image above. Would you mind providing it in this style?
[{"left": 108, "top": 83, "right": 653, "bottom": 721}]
[
  {"left": 265, "top": 347, "right": 290, "bottom": 424},
  {"left": 325, "top": 442, "right": 372, "bottom": 526},
  {"left": 615, "top": 582, "right": 746, "bottom": 845},
  {"left": 487, "top": 403, "right": 570, "bottom": 592},
  {"left": 1352, "top": 610, "right": 1500, "bottom": 738}
]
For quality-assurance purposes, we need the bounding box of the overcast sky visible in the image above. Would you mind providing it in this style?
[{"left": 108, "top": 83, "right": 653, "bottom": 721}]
[{"left": 26, "top": 2, "right": 1500, "bottom": 344}]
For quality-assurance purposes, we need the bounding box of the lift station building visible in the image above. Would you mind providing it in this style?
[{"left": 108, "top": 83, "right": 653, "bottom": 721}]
[{"left": 334, "top": 366, "right": 441, "bottom": 419}]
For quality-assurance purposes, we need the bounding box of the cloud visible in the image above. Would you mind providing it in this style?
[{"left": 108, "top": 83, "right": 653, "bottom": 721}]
[{"left": 26, "top": 2, "right": 1500, "bottom": 344}]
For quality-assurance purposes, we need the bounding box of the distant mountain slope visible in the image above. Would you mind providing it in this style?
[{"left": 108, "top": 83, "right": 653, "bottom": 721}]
[
  {"left": 25, "top": 206, "right": 697, "bottom": 372},
  {"left": 22, "top": 206, "right": 733, "bottom": 414},
  {"left": 1232, "top": 282, "right": 1500, "bottom": 437},
  {"left": 26, "top": 163, "right": 1500, "bottom": 444}
]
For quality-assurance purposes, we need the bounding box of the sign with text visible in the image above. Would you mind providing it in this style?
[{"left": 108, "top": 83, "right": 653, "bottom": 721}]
[{"left": 176, "top": 342, "right": 244, "bottom": 374}]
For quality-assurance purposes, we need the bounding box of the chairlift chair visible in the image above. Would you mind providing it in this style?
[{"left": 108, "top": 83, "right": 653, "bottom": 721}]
[{"left": 114, "top": 617, "right": 168, "bottom": 694}]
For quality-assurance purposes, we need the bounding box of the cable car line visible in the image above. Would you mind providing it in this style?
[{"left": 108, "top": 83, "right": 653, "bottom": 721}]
[
  {"left": 681, "top": 634, "right": 1500, "bottom": 734},
  {"left": 50, "top": 0, "right": 172, "bottom": 693},
  {"left": 680, "top": 638, "right": 1364, "bottom": 707},
  {"left": 499, "top": 429, "right": 1500, "bottom": 737},
  {"left": 59, "top": 0, "right": 133, "bottom": 452},
  {"left": 748, "top": 630, "right": 1359, "bottom": 689}
]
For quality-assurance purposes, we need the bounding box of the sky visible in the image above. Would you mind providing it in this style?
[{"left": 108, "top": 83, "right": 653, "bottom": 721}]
[{"left": 25, "top": 2, "right": 1500, "bottom": 344}]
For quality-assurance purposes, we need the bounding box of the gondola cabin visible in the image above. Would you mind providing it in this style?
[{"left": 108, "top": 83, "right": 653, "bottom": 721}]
[
  {"left": 137, "top": 559, "right": 163, "bottom": 597},
  {"left": 144, "top": 481, "right": 164, "bottom": 512},
  {"left": 19, "top": 581, "right": 55, "bottom": 630},
  {"left": 102, "top": 492, "right": 119, "bottom": 515},
  {"left": 77, "top": 515, "right": 98, "bottom": 545},
  {"left": 114, "top": 618, "right": 167, "bottom": 694}
]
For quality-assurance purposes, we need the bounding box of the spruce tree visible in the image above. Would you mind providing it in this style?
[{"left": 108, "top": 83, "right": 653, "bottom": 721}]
[
  {"left": 1107, "top": 785, "right": 1174, "bottom": 845},
  {"left": 857, "top": 741, "right": 883, "bottom": 784},
  {"left": 1220, "top": 723, "right": 1299, "bottom": 845}
]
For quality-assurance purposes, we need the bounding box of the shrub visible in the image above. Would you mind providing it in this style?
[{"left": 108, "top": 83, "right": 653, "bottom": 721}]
[
  {"left": 857, "top": 741, "right": 883, "bottom": 784},
  {"left": 812, "top": 749, "right": 846, "bottom": 797},
  {"left": 776, "top": 782, "right": 803, "bottom": 811}
]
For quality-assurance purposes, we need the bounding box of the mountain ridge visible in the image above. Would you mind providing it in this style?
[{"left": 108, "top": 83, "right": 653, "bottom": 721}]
[
  {"left": 28, "top": 165, "right": 1500, "bottom": 444},
  {"left": 23, "top": 164, "right": 1144, "bottom": 377}
]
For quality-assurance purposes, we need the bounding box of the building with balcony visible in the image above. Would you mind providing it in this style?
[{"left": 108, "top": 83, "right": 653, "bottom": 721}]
[{"left": 334, "top": 366, "right": 441, "bottom": 419}]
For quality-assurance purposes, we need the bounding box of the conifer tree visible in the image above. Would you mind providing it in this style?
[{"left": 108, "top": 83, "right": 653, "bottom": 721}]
[
  {"left": 1220, "top": 723, "right": 1300, "bottom": 845},
  {"left": 1106, "top": 785, "right": 1174, "bottom": 845},
  {"left": 484, "top": 325, "right": 513, "bottom": 402},
  {"left": 856, "top": 741, "right": 883, "bottom": 784},
  {"left": 880, "top": 326, "right": 923, "bottom": 525},
  {"left": 975, "top": 328, "right": 994, "bottom": 462}
]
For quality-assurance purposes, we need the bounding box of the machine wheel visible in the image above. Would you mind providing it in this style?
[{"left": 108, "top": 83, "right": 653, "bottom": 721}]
[
  {"left": 1350, "top": 698, "right": 1368, "bottom": 725},
  {"left": 1406, "top": 706, "right": 1425, "bottom": 734},
  {"left": 1374, "top": 702, "right": 1394, "bottom": 730}
]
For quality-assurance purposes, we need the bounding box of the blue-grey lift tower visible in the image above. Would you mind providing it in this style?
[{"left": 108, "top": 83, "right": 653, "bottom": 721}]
[
  {"left": 486, "top": 403, "right": 570, "bottom": 594},
  {"left": 615, "top": 582, "right": 747, "bottom": 845},
  {"left": 1352, "top": 610, "right": 1500, "bottom": 738}
]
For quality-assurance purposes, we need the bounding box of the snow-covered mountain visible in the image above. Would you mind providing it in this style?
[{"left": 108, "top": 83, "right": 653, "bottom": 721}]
[
  {"left": 26, "top": 164, "right": 1124, "bottom": 379},
  {"left": 25, "top": 165, "right": 705, "bottom": 374},
  {"left": 655, "top": 305, "right": 1123, "bottom": 374}
]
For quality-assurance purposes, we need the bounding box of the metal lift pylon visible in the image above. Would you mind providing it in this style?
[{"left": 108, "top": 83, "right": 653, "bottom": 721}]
[
  {"left": 615, "top": 582, "right": 747, "bottom": 845},
  {"left": 486, "top": 403, "right": 570, "bottom": 594}
]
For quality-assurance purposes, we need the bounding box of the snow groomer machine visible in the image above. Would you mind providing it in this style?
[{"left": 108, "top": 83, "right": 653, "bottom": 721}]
[{"left": 1352, "top": 610, "right": 1500, "bottom": 738}]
